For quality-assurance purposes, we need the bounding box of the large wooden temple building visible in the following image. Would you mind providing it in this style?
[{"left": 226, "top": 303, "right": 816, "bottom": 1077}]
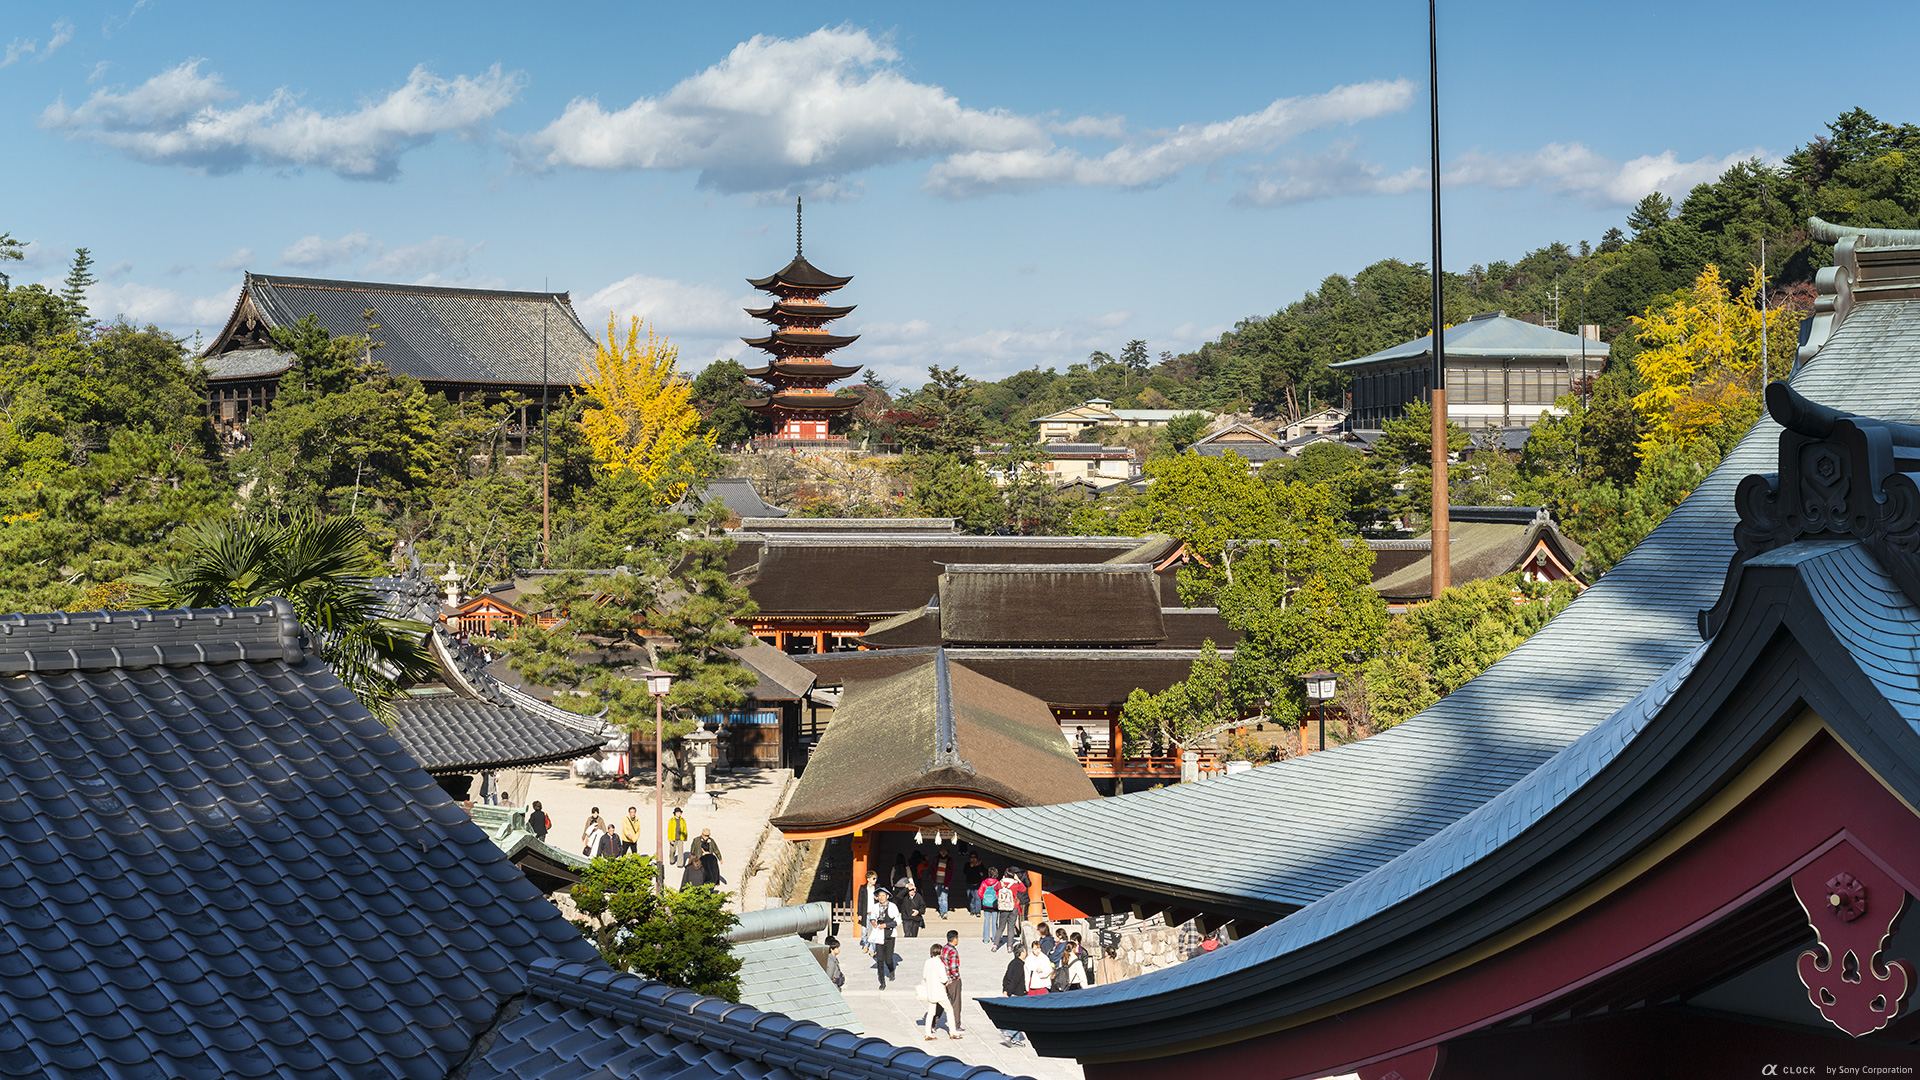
[
  {"left": 948, "top": 217, "right": 1920, "bottom": 1076},
  {"left": 199, "top": 273, "right": 597, "bottom": 434},
  {"left": 740, "top": 200, "right": 863, "bottom": 444}
]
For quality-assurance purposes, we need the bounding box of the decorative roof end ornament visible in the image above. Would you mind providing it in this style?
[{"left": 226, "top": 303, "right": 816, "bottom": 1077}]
[{"left": 1701, "top": 381, "right": 1920, "bottom": 638}]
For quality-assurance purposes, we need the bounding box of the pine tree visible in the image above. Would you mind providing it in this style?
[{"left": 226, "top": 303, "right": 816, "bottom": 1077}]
[
  {"left": 1626, "top": 194, "right": 1673, "bottom": 237},
  {"left": 60, "top": 247, "right": 96, "bottom": 315}
]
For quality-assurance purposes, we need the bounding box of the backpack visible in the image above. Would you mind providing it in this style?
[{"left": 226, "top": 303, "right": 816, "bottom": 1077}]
[
  {"left": 1050, "top": 959, "right": 1072, "bottom": 992},
  {"left": 995, "top": 880, "right": 1015, "bottom": 911},
  {"left": 979, "top": 880, "right": 997, "bottom": 910}
]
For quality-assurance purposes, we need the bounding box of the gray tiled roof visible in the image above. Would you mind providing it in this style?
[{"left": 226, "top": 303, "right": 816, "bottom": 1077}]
[
  {"left": 221, "top": 273, "right": 597, "bottom": 387},
  {"left": 945, "top": 296, "right": 1920, "bottom": 916},
  {"left": 471, "top": 958, "right": 1021, "bottom": 1080},
  {"left": 389, "top": 696, "right": 605, "bottom": 775},
  {"left": 202, "top": 347, "right": 295, "bottom": 379},
  {"left": 732, "top": 935, "right": 865, "bottom": 1034},
  {"left": 1331, "top": 311, "right": 1612, "bottom": 367},
  {"left": 0, "top": 601, "right": 600, "bottom": 1079}
]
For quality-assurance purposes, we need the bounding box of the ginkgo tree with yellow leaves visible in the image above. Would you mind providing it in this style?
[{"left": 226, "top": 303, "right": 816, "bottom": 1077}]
[
  {"left": 1629, "top": 264, "right": 1797, "bottom": 456},
  {"left": 580, "top": 315, "right": 711, "bottom": 502}
]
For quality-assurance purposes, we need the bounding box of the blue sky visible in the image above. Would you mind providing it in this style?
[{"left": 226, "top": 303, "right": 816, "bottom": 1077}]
[{"left": 4, "top": 1, "right": 1916, "bottom": 388}]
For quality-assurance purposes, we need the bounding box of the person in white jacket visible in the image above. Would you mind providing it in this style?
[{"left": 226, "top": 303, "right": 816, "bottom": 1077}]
[{"left": 916, "top": 944, "right": 953, "bottom": 1040}]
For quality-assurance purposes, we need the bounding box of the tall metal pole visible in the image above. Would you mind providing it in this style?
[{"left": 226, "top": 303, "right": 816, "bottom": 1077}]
[
  {"left": 541, "top": 279, "right": 552, "bottom": 566},
  {"left": 654, "top": 691, "right": 666, "bottom": 891},
  {"left": 1428, "top": 0, "right": 1451, "bottom": 594},
  {"left": 1760, "top": 236, "right": 1769, "bottom": 386}
]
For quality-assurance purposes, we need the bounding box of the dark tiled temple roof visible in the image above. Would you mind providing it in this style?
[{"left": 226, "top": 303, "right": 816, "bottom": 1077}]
[
  {"left": 0, "top": 601, "right": 600, "bottom": 1079},
  {"left": 471, "top": 958, "right": 1020, "bottom": 1080},
  {"left": 735, "top": 535, "right": 1174, "bottom": 617},
  {"left": 388, "top": 696, "right": 605, "bottom": 775},
  {"left": 204, "top": 273, "right": 597, "bottom": 387},
  {"left": 934, "top": 563, "right": 1165, "bottom": 646},
  {"left": 942, "top": 237, "right": 1920, "bottom": 923},
  {"left": 1369, "top": 507, "right": 1585, "bottom": 601},
  {"left": 800, "top": 647, "right": 1211, "bottom": 708},
  {"left": 772, "top": 651, "right": 1098, "bottom": 831}
]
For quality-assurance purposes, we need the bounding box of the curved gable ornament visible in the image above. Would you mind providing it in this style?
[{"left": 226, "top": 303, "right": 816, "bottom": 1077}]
[
  {"left": 1791, "top": 840, "right": 1916, "bottom": 1037},
  {"left": 1702, "top": 382, "right": 1920, "bottom": 637}
]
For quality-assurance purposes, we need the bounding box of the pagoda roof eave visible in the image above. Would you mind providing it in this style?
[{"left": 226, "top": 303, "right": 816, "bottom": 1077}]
[
  {"left": 747, "top": 255, "right": 853, "bottom": 291},
  {"left": 742, "top": 333, "right": 861, "bottom": 350},
  {"left": 740, "top": 362, "right": 864, "bottom": 380},
  {"left": 744, "top": 395, "right": 863, "bottom": 413},
  {"left": 745, "top": 302, "right": 858, "bottom": 320}
]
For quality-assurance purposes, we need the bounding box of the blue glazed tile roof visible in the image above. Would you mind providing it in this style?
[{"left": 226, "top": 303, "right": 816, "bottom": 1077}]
[{"left": 0, "top": 601, "right": 599, "bottom": 1079}]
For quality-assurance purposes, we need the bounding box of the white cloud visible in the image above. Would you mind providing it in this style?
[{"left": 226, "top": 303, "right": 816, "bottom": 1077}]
[
  {"left": 2, "top": 20, "right": 70, "bottom": 68},
  {"left": 925, "top": 79, "right": 1416, "bottom": 197},
  {"left": 102, "top": 260, "right": 133, "bottom": 280},
  {"left": 1227, "top": 139, "right": 1775, "bottom": 209},
  {"left": 519, "top": 26, "right": 1412, "bottom": 200},
  {"left": 1048, "top": 115, "right": 1128, "bottom": 139},
  {"left": 88, "top": 60, "right": 111, "bottom": 83},
  {"left": 162, "top": 261, "right": 195, "bottom": 276},
  {"left": 42, "top": 59, "right": 523, "bottom": 179},
  {"left": 44, "top": 19, "right": 73, "bottom": 58},
  {"left": 82, "top": 280, "right": 236, "bottom": 330},
  {"left": 216, "top": 246, "right": 254, "bottom": 271},
  {"left": 278, "top": 231, "right": 376, "bottom": 268},
  {"left": 581, "top": 274, "right": 759, "bottom": 338},
  {"left": 1443, "top": 142, "right": 1775, "bottom": 207},
  {"left": 520, "top": 27, "right": 1045, "bottom": 195},
  {"left": 363, "top": 236, "right": 482, "bottom": 278},
  {"left": 1236, "top": 140, "right": 1425, "bottom": 206}
]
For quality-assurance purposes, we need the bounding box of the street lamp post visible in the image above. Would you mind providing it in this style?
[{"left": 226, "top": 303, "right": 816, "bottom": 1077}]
[
  {"left": 1303, "top": 671, "right": 1338, "bottom": 753},
  {"left": 643, "top": 669, "right": 674, "bottom": 889}
]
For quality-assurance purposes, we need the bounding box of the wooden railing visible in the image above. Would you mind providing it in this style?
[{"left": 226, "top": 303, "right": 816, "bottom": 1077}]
[{"left": 1078, "top": 752, "right": 1224, "bottom": 780}]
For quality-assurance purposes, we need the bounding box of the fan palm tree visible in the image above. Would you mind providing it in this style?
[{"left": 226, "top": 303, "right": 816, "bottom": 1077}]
[{"left": 130, "top": 515, "right": 434, "bottom": 721}]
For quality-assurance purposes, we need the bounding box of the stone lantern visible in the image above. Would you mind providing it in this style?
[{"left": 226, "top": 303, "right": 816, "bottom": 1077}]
[
  {"left": 439, "top": 563, "right": 465, "bottom": 607},
  {"left": 683, "top": 725, "right": 718, "bottom": 812}
]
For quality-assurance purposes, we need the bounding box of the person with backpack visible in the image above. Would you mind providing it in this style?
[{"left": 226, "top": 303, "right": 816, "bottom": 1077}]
[
  {"left": 993, "top": 871, "right": 1026, "bottom": 952},
  {"left": 978, "top": 865, "right": 1001, "bottom": 947},
  {"left": 999, "top": 950, "right": 1029, "bottom": 1047}
]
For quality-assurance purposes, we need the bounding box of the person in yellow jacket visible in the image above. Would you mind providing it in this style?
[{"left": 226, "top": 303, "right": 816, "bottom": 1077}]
[
  {"left": 619, "top": 806, "right": 642, "bottom": 857},
  {"left": 667, "top": 807, "right": 689, "bottom": 866}
]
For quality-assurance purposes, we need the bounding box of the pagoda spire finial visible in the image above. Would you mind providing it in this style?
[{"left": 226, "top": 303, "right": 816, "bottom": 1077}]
[{"left": 796, "top": 196, "right": 803, "bottom": 258}]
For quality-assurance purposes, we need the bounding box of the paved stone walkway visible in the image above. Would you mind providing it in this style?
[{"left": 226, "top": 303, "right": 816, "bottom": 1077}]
[
  {"left": 519, "top": 765, "right": 789, "bottom": 913},
  {"left": 836, "top": 907, "right": 1081, "bottom": 1080}
]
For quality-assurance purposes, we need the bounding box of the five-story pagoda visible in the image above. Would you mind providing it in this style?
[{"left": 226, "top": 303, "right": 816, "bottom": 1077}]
[{"left": 741, "top": 199, "right": 863, "bottom": 444}]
